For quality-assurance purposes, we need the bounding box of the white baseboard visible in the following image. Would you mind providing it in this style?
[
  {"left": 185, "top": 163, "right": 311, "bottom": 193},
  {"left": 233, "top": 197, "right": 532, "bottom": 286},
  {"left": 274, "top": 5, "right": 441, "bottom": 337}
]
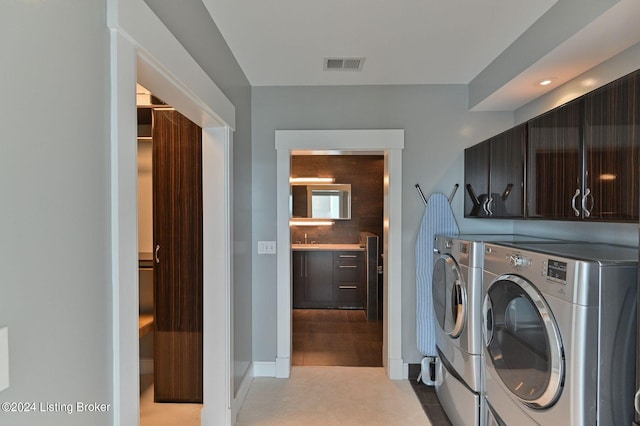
[
  {"left": 252, "top": 361, "right": 276, "bottom": 377},
  {"left": 231, "top": 363, "right": 255, "bottom": 424},
  {"left": 386, "top": 357, "right": 405, "bottom": 380},
  {"left": 140, "top": 358, "right": 154, "bottom": 375}
]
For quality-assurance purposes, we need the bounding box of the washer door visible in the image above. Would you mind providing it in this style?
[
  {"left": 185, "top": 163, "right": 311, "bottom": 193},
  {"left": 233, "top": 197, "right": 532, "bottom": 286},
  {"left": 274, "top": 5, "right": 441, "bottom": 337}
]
[
  {"left": 483, "top": 274, "right": 564, "bottom": 409},
  {"left": 432, "top": 256, "right": 466, "bottom": 338}
]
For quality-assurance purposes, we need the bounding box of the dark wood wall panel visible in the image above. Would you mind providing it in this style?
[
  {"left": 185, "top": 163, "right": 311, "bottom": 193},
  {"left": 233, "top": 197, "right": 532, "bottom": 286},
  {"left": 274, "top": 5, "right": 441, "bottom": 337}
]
[{"left": 291, "top": 155, "right": 384, "bottom": 246}]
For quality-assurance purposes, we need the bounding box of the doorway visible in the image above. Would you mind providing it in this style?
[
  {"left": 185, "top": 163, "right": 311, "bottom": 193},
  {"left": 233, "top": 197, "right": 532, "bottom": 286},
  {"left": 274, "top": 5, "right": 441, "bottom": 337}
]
[
  {"left": 136, "top": 85, "right": 204, "bottom": 424},
  {"left": 110, "top": 6, "right": 235, "bottom": 423},
  {"left": 275, "top": 129, "right": 405, "bottom": 379},
  {"left": 290, "top": 153, "right": 384, "bottom": 367}
]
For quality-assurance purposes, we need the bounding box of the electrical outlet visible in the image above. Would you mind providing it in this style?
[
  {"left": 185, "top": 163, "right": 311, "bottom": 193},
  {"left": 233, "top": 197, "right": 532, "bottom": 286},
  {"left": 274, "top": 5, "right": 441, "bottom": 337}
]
[{"left": 258, "top": 241, "right": 277, "bottom": 254}]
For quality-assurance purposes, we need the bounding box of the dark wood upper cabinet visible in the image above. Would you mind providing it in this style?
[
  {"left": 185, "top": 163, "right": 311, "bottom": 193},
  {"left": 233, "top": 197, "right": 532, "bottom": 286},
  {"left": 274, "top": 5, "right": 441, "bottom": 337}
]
[
  {"left": 467, "top": 68, "right": 639, "bottom": 223},
  {"left": 527, "top": 98, "right": 583, "bottom": 220},
  {"left": 583, "top": 69, "right": 640, "bottom": 222},
  {"left": 464, "top": 140, "right": 490, "bottom": 217},
  {"left": 464, "top": 124, "right": 526, "bottom": 218}
]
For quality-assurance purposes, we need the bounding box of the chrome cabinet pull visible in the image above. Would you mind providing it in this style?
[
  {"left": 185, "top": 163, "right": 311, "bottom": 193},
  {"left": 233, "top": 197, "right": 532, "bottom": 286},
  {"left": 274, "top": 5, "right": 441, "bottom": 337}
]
[
  {"left": 581, "top": 188, "right": 593, "bottom": 217},
  {"left": 482, "top": 197, "right": 491, "bottom": 216},
  {"left": 155, "top": 244, "right": 160, "bottom": 264},
  {"left": 339, "top": 285, "right": 358, "bottom": 289},
  {"left": 338, "top": 265, "right": 357, "bottom": 268},
  {"left": 339, "top": 255, "right": 357, "bottom": 258},
  {"left": 571, "top": 189, "right": 581, "bottom": 216}
]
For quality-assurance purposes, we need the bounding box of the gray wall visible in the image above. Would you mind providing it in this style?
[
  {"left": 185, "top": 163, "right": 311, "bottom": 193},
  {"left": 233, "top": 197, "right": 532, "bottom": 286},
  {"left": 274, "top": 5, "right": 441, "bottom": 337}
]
[
  {"left": 144, "top": 0, "right": 254, "bottom": 392},
  {"left": 0, "top": 1, "right": 112, "bottom": 425},
  {"left": 252, "top": 85, "right": 515, "bottom": 364},
  {"left": 513, "top": 42, "right": 640, "bottom": 246}
]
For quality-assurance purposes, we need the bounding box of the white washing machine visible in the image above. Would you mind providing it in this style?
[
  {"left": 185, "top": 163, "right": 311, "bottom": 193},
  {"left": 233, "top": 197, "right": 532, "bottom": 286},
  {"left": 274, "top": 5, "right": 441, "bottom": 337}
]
[
  {"left": 482, "top": 242, "right": 637, "bottom": 426},
  {"left": 432, "top": 234, "right": 562, "bottom": 426}
]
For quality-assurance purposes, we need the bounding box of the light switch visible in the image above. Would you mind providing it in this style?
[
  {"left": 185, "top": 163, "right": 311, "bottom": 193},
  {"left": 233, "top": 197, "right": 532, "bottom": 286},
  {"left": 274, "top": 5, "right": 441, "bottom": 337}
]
[
  {"left": 258, "top": 241, "right": 277, "bottom": 254},
  {"left": 0, "top": 326, "right": 8, "bottom": 392}
]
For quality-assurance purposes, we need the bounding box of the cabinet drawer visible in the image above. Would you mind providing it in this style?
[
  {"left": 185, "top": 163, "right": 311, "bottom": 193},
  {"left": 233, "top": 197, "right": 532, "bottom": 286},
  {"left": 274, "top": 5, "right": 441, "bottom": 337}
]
[
  {"left": 333, "top": 251, "right": 363, "bottom": 262},
  {"left": 334, "top": 263, "right": 361, "bottom": 281},
  {"left": 334, "top": 281, "right": 363, "bottom": 307}
]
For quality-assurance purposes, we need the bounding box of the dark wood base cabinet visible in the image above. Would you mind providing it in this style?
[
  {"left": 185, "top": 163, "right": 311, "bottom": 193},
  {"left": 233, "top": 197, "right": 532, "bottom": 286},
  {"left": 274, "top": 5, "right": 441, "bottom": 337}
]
[{"left": 293, "top": 250, "right": 364, "bottom": 309}]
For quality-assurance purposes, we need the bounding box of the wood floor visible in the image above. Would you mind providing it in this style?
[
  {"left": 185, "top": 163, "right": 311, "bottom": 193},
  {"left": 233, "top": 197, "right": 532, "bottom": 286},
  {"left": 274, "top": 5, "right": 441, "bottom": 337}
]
[{"left": 292, "top": 309, "right": 383, "bottom": 367}]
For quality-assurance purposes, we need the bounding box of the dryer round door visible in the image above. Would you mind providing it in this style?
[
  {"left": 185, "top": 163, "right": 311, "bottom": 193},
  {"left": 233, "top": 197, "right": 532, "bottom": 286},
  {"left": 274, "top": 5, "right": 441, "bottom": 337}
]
[
  {"left": 432, "top": 256, "right": 466, "bottom": 338},
  {"left": 483, "top": 274, "right": 564, "bottom": 409}
]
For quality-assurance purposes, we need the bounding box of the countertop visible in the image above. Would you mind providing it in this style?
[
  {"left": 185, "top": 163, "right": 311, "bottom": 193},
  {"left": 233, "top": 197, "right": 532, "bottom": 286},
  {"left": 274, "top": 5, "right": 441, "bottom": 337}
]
[{"left": 291, "top": 243, "right": 364, "bottom": 251}]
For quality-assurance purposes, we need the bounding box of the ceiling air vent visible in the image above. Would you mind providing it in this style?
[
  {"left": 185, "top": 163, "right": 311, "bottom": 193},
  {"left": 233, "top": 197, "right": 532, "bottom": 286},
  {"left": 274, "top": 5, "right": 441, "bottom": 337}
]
[{"left": 324, "top": 57, "right": 365, "bottom": 71}]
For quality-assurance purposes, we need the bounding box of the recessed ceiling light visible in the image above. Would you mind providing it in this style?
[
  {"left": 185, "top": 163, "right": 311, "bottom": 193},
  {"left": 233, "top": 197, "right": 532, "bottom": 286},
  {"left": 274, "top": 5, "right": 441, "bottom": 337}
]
[{"left": 538, "top": 78, "right": 555, "bottom": 86}]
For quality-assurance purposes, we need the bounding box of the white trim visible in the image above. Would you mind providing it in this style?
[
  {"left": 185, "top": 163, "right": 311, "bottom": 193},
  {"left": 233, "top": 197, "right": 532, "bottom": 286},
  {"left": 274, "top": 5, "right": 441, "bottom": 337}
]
[
  {"left": 202, "top": 127, "right": 233, "bottom": 426},
  {"left": 275, "top": 129, "right": 404, "bottom": 380},
  {"left": 231, "top": 364, "right": 254, "bottom": 424},
  {"left": 109, "top": 0, "right": 235, "bottom": 130},
  {"left": 252, "top": 362, "right": 278, "bottom": 377},
  {"left": 108, "top": 1, "right": 236, "bottom": 425}
]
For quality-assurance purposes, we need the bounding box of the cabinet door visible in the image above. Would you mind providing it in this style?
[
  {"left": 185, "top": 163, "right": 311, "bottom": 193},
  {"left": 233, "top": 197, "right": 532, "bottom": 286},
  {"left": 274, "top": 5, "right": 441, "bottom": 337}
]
[
  {"left": 527, "top": 99, "right": 583, "bottom": 219},
  {"left": 464, "top": 140, "right": 490, "bottom": 217},
  {"left": 305, "top": 251, "right": 334, "bottom": 306},
  {"left": 584, "top": 70, "right": 640, "bottom": 221},
  {"left": 153, "top": 109, "right": 203, "bottom": 403},
  {"left": 488, "top": 123, "right": 526, "bottom": 218}
]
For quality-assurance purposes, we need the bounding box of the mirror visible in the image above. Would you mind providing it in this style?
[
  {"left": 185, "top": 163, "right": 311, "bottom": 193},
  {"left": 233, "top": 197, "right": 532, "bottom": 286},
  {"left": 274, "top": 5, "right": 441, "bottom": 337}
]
[{"left": 291, "top": 184, "right": 351, "bottom": 219}]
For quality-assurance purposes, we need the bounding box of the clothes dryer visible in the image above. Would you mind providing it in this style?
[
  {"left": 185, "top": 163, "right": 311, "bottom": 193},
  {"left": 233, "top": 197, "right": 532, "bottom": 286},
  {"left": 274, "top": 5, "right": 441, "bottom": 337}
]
[
  {"left": 482, "top": 242, "right": 637, "bottom": 426},
  {"left": 432, "top": 234, "right": 562, "bottom": 426}
]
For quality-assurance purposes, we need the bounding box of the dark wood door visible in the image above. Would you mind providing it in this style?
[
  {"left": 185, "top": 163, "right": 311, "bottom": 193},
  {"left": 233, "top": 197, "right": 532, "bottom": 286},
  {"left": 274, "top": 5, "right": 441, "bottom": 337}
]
[
  {"left": 527, "top": 99, "right": 583, "bottom": 219},
  {"left": 488, "top": 123, "right": 526, "bottom": 218},
  {"left": 464, "top": 140, "right": 490, "bottom": 217},
  {"left": 153, "top": 109, "right": 203, "bottom": 403},
  {"left": 584, "top": 69, "right": 640, "bottom": 221}
]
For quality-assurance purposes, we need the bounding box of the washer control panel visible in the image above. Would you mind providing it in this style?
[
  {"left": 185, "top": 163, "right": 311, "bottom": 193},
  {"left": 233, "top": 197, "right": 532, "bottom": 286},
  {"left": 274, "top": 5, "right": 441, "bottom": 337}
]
[
  {"left": 545, "top": 259, "right": 567, "bottom": 284},
  {"left": 508, "top": 254, "right": 530, "bottom": 268}
]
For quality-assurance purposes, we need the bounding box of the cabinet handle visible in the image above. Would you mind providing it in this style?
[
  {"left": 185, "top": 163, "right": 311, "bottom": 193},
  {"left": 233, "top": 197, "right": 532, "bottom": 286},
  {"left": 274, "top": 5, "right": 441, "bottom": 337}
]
[
  {"left": 300, "top": 255, "right": 304, "bottom": 277},
  {"left": 304, "top": 255, "right": 308, "bottom": 278},
  {"left": 339, "top": 285, "right": 358, "bottom": 289},
  {"left": 581, "top": 188, "right": 593, "bottom": 218},
  {"left": 155, "top": 244, "right": 160, "bottom": 264},
  {"left": 338, "top": 265, "right": 357, "bottom": 268},
  {"left": 485, "top": 197, "right": 494, "bottom": 216},
  {"left": 571, "top": 189, "right": 581, "bottom": 217},
  {"left": 339, "top": 255, "right": 357, "bottom": 258}
]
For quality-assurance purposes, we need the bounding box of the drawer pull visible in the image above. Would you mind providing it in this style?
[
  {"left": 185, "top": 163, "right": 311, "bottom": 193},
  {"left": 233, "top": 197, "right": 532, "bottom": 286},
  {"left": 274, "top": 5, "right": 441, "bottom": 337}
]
[
  {"left": 339, "top": 285, "right": 358, "bottom": 289},
  {"left": 338, "top": 265, "right": 357, "bottom": 268},
  {"left": 339, "top": 255, "right": 357, "bottom": 258}
]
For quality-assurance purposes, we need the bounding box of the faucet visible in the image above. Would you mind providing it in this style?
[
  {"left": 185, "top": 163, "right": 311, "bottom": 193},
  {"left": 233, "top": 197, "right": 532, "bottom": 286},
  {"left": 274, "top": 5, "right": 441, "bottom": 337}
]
[{"left": 304, "top": 233, "right": 308, "bottom": 244}]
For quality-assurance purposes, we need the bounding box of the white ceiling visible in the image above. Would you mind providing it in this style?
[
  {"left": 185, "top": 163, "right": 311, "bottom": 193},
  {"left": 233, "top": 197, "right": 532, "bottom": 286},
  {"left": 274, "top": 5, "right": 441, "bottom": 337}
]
[{"left": 202, "top": 0, "right": 640, "bottom": 110}]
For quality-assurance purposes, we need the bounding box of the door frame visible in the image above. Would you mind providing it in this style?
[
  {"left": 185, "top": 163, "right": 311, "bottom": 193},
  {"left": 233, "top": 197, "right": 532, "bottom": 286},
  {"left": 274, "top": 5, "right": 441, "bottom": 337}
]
[
  {"left": 275, "top": 130, "right": 405, "bottom": 379},
  {"left": 108, "top": 1, "right": 235, "bottom": 425}
]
